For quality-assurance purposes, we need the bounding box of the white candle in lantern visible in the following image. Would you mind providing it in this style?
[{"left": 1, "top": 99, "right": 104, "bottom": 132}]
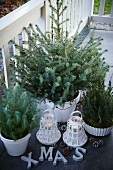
[
  {"left": 48, "top": 123, "right": 51, "bottom": 130},
  {"left": 73, "top": 125, "right": 77, "bottom": 132}
]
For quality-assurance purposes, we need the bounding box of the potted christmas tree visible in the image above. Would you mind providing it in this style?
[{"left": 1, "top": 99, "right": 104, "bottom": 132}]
[
  {"left": 11, "top": 0, "right": 109, "bottom": 122},
  {"left": 0, "top": 85, "right": 40, "bottom": 156},
  {"left": 82, "top": 79, "right": 113, "bottom": 136}
]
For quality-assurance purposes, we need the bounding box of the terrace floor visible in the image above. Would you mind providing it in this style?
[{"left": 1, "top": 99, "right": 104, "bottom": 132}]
[
  {"left": 0, "top": 29, "right": 113, "bottom": 170},
  {"left": 83, "top": 29, "right": 113, "bottom": 87}
]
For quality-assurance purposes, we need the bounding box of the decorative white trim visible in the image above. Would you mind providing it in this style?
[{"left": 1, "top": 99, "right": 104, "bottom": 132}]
[{"left": 84, "top": 123, "right": 112, "bottom": 136}]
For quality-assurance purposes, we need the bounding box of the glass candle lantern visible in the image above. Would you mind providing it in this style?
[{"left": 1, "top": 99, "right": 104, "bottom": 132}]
[
  {"left": 36, "top": 110, "right": 61, "bottom": 145},
  {"left": 63, "top": 111, "right": 87, "bottom": 148}
]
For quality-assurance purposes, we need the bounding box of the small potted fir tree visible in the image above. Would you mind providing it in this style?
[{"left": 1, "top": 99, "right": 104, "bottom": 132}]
[
  {"left": 0, "top": 85, "right": 40, "bottom": 156},
  {"left": 82, "top": 79, "right": 113, "bottom": 136},
  {"left": 11, "top": 0, "right": 109, "bottom": 122}
]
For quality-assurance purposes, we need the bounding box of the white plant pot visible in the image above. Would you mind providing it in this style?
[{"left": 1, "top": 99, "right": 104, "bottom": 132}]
[
  {"left": 46, "top": 91, "right": 81, "bottom": 122},
  {"left": 0, "top": 133, "right": 31, "bottom": 156},
  {"left": 84, "top": 123, "right": 112, "bottom": 136}
]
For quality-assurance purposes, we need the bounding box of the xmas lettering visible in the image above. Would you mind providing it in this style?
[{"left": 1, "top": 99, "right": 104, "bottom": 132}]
[{"left": 21, "top": 146, "right": 86, "bottom": 169}]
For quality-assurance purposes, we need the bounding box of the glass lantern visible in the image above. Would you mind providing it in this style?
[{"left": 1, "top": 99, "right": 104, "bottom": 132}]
[
  {"left": 36, "top": 110, "right": 61, "bottom": 145},
  {"left": 63, "top": 111, "right": 87, "bottom": 148}
]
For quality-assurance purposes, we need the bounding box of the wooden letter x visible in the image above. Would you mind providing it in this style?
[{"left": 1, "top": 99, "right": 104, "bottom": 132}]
[{"left": 21, "top": 152, "right": 39, "bottom": 169}]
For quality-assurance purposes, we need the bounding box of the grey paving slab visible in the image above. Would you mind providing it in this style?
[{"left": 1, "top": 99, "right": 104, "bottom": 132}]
[{"left": 83, "top": 29, "right": 113, "bottom": 87}]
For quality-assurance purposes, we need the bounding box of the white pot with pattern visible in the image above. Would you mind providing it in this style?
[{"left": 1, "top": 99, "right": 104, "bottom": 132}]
[{"left": 84, "top": 123, "right": 112, "bottom": 136}]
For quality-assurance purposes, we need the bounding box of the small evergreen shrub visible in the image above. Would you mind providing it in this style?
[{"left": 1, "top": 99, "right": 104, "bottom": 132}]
[
  {"left": 0, "top": 85, "right": 40, "bottom": 140},
  {"left": 82, "top": 80, "right": 113, "bottom": 128}
]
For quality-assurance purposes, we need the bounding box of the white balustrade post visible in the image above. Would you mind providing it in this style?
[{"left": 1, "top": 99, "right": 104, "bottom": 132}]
[
  {"left": 87, "top": 0, "right": 94, "bottom": 16},
  {"left": 110, "top": 0, "right": 113, "bottom": 17},
  {"left": 78, "top": 0, "right": 82, "bottom": 24},
  {"left": 63, "top": 0, "right": 68, "bottom": 34},
  {"left": 81, "top": 0, "right": 85, "bottom": 20},
  {"left": 87, "top": 0, "right": 94, "bottom": 24},
  {"left": 99, "top": 0, "right": 105, "bottom": 16},
  {"left": 67, "top": 0, "right": 71, "bottom": 34},
  {"left": 49, "top": 0, "right": 56, "bottom": 36},
  {"left": 71, "top": 0, "right": 75, "bottom": 31},
  {"left": 2, "top": 44, "right": 10, "bottom": 88},
  {"left": 13, "top": 35, "right": 20, "bottom": 56},
  {"left": 44, "top": 0, "right": 50, "bottom": 32},
  {"left": 13, "top": 35, "right": 20, "bottom": 82},
  {"left": 22, "top": 29, "right": 29, "bottom": 49},
  {"left": 76, "top": 0, "right": 79, "bottom": 28}
]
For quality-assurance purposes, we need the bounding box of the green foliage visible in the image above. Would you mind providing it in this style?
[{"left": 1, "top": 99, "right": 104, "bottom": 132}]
[
  {"left": 94, "top": 0, "right": 112, "bottom": 14},
  {"left": 11, "top": 0, "right": 109, "bottom": 105},
  {"left": 0, "top": 85, "right": 40, "bottom": 140},
  {"left": 48, "top": 0, "right": 69, "bottom": 39},
  {"left": 82, "top": 80, "right": 113, "bottom": 128}
]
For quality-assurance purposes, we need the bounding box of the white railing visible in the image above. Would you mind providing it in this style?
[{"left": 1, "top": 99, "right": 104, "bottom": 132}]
[
  {"left": 0, "top": 0, "right": 45, "bottom": 87},
  {"left": 91, "top": 0, "right": 113, "bottom": 24},
  {"left": 0, "top": 0, "right": 105, "bottom": 88},
  {"left": 57, "top": 0, "right": 93, "bottom": 37}
]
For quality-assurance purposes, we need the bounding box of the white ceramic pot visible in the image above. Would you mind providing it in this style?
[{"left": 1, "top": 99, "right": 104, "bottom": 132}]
[
  {"left": 84, "top": 123, "right": 112, "bottom": 136},
  {"left": 0, "top": 133, "right": 31, "bottom": 156},
  {"left": 46, "top": 91, "right": 81, "bottom": 122}
]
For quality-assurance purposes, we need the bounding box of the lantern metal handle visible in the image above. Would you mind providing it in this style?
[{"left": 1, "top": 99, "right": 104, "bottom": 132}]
[
  {"left": 43, "top": 109, "right": 54, "bottom": 117},
  {"left": 70, "top": 111, "right": 82, "bottom": 119}
]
